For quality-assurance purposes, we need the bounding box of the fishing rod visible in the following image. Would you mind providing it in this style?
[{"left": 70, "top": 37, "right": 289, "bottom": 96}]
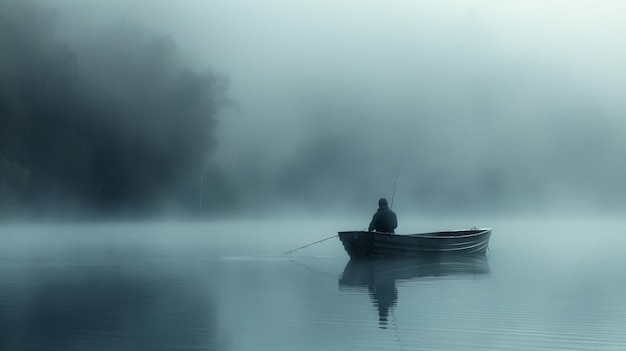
[
  {"left": 390, "top": 148, "right": 405, "bottom": 210},
  {"left": 285, "top": 148, "right": 405, "bottom": 255},
  {"left": 282, "top": 234, "right": 337, "bottom": 255}
]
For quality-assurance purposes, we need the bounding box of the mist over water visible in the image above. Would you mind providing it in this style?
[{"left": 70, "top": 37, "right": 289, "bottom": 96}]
[
  {"left": 2, "top": 1, "right": 626, "bottom": 349},
  {"left": 2, "top": 0, "right": 626, "bottom": 217},
  {"left": 2, "top": 218, "right": 626, "bottom": 350}
]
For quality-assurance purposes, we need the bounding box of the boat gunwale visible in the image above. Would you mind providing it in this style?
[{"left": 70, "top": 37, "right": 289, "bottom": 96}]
[
  {"left": 407, "top": 228, "right": 491, "bottom": 239},
  {"left": 339, "top": 228, "right": 492, "bottom": 240},
  {"left": 372, "top": 238, "right": 490, "bottom": 253}
]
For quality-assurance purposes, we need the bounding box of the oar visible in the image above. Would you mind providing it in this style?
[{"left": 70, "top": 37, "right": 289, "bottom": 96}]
[{"left": 282, "top": 234, "right": 338, "bottom": 255}]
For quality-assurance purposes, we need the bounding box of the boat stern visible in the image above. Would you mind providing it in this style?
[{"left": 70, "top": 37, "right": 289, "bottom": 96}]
[{"left": 338, "top": 231, "right": 374, "bottom": 259}]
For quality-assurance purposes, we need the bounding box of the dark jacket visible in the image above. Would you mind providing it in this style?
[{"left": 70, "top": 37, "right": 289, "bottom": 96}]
[{"left": 368, "top": 206, "right": 397, "bottom": 233}]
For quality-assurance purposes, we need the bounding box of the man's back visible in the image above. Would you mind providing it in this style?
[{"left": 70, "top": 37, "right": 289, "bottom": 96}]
[{"left": 369, "top": 200, "right": 397, "bottom": 233}]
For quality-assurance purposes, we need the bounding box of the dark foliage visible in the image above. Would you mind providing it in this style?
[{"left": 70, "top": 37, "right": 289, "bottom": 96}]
[{"left": 0, "top": 1, "right": 234, "bottom": 217}]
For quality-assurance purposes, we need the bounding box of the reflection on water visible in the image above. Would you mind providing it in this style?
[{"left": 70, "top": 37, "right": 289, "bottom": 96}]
[
  {"left": 0, "top": 249, "right": 223, "bottom": 350},
  {"left": 0, "top": 264, "right": 223, "bottom": 350},
  {"left": 2, "top": 219, "right": 626, "bottom": 350},
  {"left": 339, "top": 256, "right": 490, "bottom": 328}
]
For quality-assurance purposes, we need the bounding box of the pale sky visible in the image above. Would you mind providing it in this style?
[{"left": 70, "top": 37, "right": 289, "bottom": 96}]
[
  {"left": 51, "top": 0, "right": 626, "bottom": 97},
  {"left": 44, "top": 0, "right": 626, "bottom": 212}
]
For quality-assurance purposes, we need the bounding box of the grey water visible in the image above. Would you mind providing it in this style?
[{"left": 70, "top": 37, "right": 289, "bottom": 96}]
[{"left": 2, "top": 217, "right": 626, "bottom": 350}]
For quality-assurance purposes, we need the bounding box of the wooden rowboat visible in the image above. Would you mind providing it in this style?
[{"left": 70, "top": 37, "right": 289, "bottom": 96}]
[{"left": 338, "top": 228, "right": 492, "bottom": 259}]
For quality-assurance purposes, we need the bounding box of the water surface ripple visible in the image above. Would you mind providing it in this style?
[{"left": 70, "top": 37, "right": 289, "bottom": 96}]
[{"left": 1, "top": 219, "right": 625, "bottom": 350}]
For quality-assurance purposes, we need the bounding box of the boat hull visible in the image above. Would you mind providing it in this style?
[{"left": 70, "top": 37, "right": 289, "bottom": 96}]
[{"left": 338, "top": 228, "right": 492, "bottom": 259}]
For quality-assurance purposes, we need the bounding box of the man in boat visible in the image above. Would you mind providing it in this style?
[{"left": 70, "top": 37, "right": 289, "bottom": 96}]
[{"left": 368, "top": 198, "right": 397, "bottom": 233}]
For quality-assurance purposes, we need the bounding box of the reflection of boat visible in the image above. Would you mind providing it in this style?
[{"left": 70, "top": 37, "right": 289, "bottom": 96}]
[
  {"left": 338, "top": 228, "right": 492, "bottom": 259},
  {"left": 339, "top": 255, "right": 491, "bottom": 287},
  {"left": 339, "top": 256, "right": 490, "bottom": 328}
]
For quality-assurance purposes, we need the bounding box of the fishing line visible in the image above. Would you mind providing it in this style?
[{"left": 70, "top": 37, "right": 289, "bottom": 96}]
[
  {"left": 391, "top": 308, "right": 406, "bottom": 351},
  {"left": 287, "top": 258, "right": 340, "bottom": 280},
  {"left": 390, "top": 148, "right": 405, "bottom": 210}
]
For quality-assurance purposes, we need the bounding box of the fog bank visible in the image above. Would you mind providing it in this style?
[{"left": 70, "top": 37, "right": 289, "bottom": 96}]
[{"left": 3, "top": 0, "right": 626, "bottom": 218}]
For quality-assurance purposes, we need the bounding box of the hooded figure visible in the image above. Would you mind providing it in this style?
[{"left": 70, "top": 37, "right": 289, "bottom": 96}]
[{"left": 368, "top": 198, "right": 398, "bottom": 233}]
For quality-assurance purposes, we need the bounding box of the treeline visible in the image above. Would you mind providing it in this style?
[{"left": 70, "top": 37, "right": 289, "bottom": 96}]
[{"left": 0, "top": 1, "right": 236, "bottom": 218}]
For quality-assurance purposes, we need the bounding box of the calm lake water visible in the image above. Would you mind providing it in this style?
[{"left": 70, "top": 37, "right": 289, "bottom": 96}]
[{"left": 1, "top": 217, "right": 626, "bottom": 350}]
